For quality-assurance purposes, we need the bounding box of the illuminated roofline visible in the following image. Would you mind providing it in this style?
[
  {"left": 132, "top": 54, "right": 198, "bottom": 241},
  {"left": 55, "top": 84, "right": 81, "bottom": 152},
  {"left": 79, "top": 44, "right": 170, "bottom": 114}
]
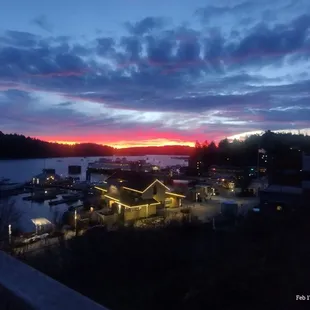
[
  {"left": 165, "top": 192, "right": 186, "bottom": 198},
  {"left": 104, "top": 195, "right": 120, "bottom": 202},
  {"left": 143, "top": 179, "right": 170, "bottom": 192},
  {"left": 123, "top": 202, "right": 161, "bottom": 208},
  {"left": 122, "top": 186, "right": 143, "bottom": 193},
  {"left": 94, "top": 186, "right": 107, "bottom": 192},
  {"left": 122, "top": 179, "right": 170, "bottom": 193},
  {"left": 103, "top": 196, "right": 161, "bottom": 209}
]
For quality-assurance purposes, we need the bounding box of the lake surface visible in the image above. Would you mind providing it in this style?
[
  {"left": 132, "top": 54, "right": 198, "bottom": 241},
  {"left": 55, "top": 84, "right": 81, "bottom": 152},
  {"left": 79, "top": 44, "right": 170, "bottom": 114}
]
[
  {"left": 0, "top": 155, "right": 189, "bottom": 183},
  {"left": 9, "top": 193, "right": 83, "bottom": 233},
  {"left": 0, "top": 155, "right": 188, "bottom": 232}
]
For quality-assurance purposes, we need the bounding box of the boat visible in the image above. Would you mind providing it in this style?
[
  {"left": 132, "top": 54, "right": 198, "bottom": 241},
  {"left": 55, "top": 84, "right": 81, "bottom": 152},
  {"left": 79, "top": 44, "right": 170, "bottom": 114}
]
[
  {"left": 0, "top": 179, "right": 24, "bottom": 191},
  {"left": 62, "top": 193, "right": 81, "bottom": 200},
  {"left": 0, "top": 178, "right": 10, "bottom": 183}
]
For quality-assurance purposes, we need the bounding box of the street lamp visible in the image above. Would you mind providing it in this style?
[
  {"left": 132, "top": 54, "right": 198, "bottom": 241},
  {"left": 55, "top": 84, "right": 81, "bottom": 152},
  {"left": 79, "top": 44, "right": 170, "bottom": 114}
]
[{"left": 8, "top": 224, "right": 11, "bottom": 245}]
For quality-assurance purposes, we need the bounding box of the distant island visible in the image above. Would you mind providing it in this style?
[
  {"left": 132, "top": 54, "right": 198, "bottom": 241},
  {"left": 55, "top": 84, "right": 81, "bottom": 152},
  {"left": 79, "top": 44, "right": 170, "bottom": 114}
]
[{"left": 0, "top": 131, "right": 194, "bottom": 159}]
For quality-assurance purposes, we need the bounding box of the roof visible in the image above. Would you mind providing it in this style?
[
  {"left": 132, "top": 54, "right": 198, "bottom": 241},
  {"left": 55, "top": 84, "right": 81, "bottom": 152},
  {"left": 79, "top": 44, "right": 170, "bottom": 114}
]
[
  {"left": 165, "top": 192, "right": 186, "bottom": 198},
  {"left": 31, "top": 218, "right": 53, "bottom": 226},
  {"left": 104, "top": 192, "right": 159, "bottom": 207},
  {"left": 94, "top": 184, "right": 108, "bottom": 191},
  {"left": 34, "top": 172, "right": 61, "bottom": 179},
  {"left": 106, "top": 170, "right": 158, "bottom": 192},
  {"left": 263, "top": 185, "right": 302, "bottom": 195}
]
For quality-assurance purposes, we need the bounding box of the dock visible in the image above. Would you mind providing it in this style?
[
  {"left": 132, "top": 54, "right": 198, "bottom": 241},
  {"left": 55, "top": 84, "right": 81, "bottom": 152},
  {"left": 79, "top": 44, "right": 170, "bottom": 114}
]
[
  {"left": 49, "top": 196, "right": 83, "bottom": 206},
  {"left": 23, "top": 194, "right": 57, "bottom": 202}
]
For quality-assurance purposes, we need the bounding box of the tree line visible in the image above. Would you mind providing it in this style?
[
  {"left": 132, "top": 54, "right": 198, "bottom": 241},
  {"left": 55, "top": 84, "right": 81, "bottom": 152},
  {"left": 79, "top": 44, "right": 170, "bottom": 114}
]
[
  {"left": 190, "top": 130, "right": 310, "bottom": 170},
  {"left": 0, "top": 132, "right": 193, "bottom": 159}
]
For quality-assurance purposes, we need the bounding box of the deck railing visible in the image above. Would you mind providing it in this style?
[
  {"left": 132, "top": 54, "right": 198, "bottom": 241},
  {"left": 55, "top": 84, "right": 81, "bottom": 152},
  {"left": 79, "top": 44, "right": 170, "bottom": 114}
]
[{"left": 0, "top": 251, "right": 109, "bottom": 310}]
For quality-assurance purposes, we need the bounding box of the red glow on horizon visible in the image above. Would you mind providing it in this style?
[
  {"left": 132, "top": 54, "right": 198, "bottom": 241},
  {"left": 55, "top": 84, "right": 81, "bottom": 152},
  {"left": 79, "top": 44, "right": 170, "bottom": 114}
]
[{"left": 48, "top": 138, "right": 195, "bottom": 148}]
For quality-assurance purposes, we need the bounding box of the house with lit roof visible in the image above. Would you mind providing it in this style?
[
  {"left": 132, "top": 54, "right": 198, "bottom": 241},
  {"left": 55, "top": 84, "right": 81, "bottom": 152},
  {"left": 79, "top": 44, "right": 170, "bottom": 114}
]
[{"left": 95, "top": 171, "right": 185, "bottom": 221}]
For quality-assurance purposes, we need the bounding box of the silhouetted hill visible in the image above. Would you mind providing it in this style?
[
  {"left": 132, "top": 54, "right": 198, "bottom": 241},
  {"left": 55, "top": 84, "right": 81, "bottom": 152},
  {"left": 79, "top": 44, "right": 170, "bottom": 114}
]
[
  {"left": 0, "top": 131, "right": 193, "bottom": 159},
  {"left": 115, "top": 145, "right": 194, "bottom": 156}
]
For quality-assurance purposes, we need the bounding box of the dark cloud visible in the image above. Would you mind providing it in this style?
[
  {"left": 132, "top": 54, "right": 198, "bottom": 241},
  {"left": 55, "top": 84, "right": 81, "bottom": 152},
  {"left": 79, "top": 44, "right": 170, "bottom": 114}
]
[
  {"left": 126, "top": 17, "right": 166, "bottom": 36},
  {"left": 0, "top": 30, "right": 38, "bottom": 47},
  {"left": 233, "top": 14, "right": 310, "bottom": 63},
  {"left": 58, "top": 101, "right": 75, "bottom": 107},
  {"left": 1, "top": 8, "right": 310, "bottom": 139},
  {"left": 195, "top": 2, "right": 264, "bottom": 23},
  {"left": 96, "top": 37, "right": 115, "bottom": 56},
  {"left": 120, "top": 36, "right": 142, "bottom": 61},
  {"left": 31, "top": 15, "right": 53, "bottom": 32}
]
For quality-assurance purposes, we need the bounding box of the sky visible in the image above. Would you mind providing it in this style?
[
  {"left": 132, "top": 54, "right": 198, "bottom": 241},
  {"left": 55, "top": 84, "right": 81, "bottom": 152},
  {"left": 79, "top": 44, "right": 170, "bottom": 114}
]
[{"left": 0, "top": 0, "right": 310, "bottom": 148}]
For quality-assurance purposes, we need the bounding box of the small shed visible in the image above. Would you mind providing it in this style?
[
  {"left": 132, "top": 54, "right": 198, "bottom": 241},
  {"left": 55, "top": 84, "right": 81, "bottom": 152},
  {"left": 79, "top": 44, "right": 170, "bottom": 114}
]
[
  {"left": 31, "top": 218, "right": 54, "bottom": 234},
  {"left": 19, "top": 217, "right": 54, "bottom": 234}
]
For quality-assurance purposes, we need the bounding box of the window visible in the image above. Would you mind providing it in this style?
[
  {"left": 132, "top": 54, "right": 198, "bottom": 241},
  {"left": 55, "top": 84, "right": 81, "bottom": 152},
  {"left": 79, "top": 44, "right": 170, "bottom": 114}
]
[{"left": 153, "top": 185, "right": 157, "bottom": 195}]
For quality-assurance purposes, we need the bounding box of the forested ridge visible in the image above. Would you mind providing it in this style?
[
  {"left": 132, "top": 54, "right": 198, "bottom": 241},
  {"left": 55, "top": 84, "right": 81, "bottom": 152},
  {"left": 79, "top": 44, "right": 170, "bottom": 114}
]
[{"left": 0, "top": 131, "right": 193, "bottom": 159}]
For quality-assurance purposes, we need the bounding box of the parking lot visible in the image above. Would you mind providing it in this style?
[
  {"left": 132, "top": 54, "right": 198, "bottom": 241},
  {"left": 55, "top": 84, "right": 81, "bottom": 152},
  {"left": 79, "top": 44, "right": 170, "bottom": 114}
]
[{"left": 165, "top": 184, "right": 259, "bottom": 223}]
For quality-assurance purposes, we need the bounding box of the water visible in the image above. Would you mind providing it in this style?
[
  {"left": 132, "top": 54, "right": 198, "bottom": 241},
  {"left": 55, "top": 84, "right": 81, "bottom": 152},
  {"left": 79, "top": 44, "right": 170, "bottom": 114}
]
[
  {"left": 0, "top": 155, "right": 188, "bottom": 183},
  {"left": 10, "top": 194, "right": 83, "bottom": 233},
  {"left": 0, "top": 155, "right": 188, "bottom": 232}
]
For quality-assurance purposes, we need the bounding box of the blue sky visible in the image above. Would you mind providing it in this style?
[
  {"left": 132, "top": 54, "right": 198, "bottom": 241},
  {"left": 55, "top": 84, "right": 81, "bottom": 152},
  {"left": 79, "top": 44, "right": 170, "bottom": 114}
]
[{"left": 0, "top": 0, "right": 310, "bottom": 147}]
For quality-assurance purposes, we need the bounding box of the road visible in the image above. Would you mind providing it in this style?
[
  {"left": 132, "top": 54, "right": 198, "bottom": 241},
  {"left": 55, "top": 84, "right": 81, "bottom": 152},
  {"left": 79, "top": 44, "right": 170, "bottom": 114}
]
[
  {"left": 166, "top": 189, "right": 259, "bottom": 223},
  {"left": 13, "top": 232, "right": 77, "bottom": 256}
]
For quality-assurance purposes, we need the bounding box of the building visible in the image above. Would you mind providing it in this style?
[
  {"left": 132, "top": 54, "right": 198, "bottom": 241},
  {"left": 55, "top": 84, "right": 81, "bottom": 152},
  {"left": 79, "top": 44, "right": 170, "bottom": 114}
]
[
  {"left": 268, "top": 148, "right": 302, "bottom": 187},
  {"left": 32, "top": 169, "right": 62, "bottom": 185},
  {"left": 89, "top": 158, "right": 154, "bottom": 172},
  {"left": 95, "top": 171, "right": 185, "bottom": 222},
  {"left": 302, "top": 153, "right": 310, "bottom": 200},
  {"left": 89, "top": 158, "right": 131, "bottom": 171},
  {"left": 208, "top": 165, "right": 243, "bottom": 178},
  {"left": 129, "top": 160, "right": 154, "bottom": 172},
  {"left": 259, "top": 149, "right": 305, "bottom": 210},
  {"left": 247, "top": 177, "right": 268, "bottom": 195},
  {"left": 196, "top": 161, "right": 203, "bottom": 176},
  {"left": 260, "top": 185, "right": 303, "bottom": 208}
]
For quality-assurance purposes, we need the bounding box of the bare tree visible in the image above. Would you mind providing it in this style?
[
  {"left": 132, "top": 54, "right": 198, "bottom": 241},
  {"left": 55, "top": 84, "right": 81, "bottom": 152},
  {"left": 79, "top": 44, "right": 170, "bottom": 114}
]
[{"left": 0, "top": 199, "right": 21, "bottom": 241}]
